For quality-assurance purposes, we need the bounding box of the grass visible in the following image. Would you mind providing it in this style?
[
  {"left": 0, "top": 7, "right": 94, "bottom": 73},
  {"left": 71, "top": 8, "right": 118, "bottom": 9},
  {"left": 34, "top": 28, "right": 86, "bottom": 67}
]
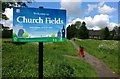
[
  {"left": 75, "top": 39, "right": 119, "bottom": 75},
  {"left": 2, "top": 39, "right": 97, "bottom": 77},
  {"left": 43, "top": 41, "right": 97, "bottom": 77},
  {"left": 2, "top": 39, "right": 38, "bottom": 77}
]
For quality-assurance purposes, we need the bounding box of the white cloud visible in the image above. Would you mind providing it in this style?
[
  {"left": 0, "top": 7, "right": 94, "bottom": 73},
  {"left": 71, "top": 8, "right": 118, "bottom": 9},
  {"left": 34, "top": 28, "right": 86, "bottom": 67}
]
[
  {"left": 86, "top": 4, "right": 97, "bottom": 14},
  {"left": 93, "top": 14, "right": 109, "bottom": 28},
  {"left": 3, "top": 8, "right": 13, "bottom": 21},
  {"left": 98, "top": 1, "right": 105, "bottom": 7},
  {"left": 0, "top": 19, "right": 13, "bottom": 29},
  {"left": 89, "top": 26, "right": 101, "bottom": 30},
  {"left": 108, "top": 23, "right": 118, "bottom": 31},
  {"left": 86, "top": 1, "right": 116, "bottom": 14},
  {"left": 84, "top": 16, "right": 93, "bottom": 28},
  {"left": 67, "top": 14, "right": 117, "bottom": 30},
  {"left": 84, "top": 14, "right": 110, "bottom": 29},
  {"left": 1, "top": 8, "right": 13, "bottom": 29},
  {"left": 60, "top": 0, "right": 82, "bottom": 17},
  {"left": 72, "top": 18, "right": 82, "bottom": 24},
  {"left": 98, "top": 4, "right": 116, "bottom": 14},
  {"left": 86, "top": 1, "right": 104, "bottom": 14},
  {"left": 66, "top": 18, "right": 82, "bottom": 28}
]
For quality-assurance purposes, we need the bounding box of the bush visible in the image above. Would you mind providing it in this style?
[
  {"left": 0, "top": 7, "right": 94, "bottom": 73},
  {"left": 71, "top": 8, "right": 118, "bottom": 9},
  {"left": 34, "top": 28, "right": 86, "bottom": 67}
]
[{"left": 2, "top": 30, "right": 12, "bottom": 38}]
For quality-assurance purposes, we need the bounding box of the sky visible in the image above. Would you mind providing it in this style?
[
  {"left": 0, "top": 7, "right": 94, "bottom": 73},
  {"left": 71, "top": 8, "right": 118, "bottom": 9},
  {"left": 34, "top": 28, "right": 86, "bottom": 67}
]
[{"left": 0, "top": 0, "right": 119, "bottom": 31}]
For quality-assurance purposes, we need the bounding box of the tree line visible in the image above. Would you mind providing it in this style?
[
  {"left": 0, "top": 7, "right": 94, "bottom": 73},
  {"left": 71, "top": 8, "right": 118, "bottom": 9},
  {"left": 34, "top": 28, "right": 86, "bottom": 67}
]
[
  {"left": 67, "top": 21, "right": 120, "bottom": 40},
  {"left": 67, "top": 21, "right": 89, "bottom": 39},
  {"left": 100, "top": 26, "right": 120, "bottom": 40}
]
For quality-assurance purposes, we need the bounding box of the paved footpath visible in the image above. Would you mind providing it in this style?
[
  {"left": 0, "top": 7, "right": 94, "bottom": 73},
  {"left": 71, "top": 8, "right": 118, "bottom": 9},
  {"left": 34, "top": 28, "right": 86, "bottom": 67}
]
[{"left": 64, "top": 40, "right": 119, "bottom": 79}]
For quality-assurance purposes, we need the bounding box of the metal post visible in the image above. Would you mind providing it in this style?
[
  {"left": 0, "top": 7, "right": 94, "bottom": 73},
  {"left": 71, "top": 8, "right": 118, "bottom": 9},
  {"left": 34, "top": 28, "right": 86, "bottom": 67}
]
[
  {"left": 38, "top": 6, "right": 44, "bottom": 79},
  {"left": 39, "top": 42, "right": 43, "bottom": 79}
]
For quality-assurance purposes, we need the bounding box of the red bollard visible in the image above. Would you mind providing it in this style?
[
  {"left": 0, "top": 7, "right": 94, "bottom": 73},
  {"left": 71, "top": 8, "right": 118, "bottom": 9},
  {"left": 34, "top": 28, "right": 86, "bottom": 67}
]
[{"left": 80, "top": 47, "right": 85, "bottom": 57}]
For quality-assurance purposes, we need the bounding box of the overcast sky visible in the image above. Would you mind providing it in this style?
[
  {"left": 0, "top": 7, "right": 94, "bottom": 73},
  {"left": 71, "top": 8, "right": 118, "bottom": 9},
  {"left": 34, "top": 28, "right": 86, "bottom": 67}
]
[{"left": 0, "top": 0, "right": 119, "bottom": 30}]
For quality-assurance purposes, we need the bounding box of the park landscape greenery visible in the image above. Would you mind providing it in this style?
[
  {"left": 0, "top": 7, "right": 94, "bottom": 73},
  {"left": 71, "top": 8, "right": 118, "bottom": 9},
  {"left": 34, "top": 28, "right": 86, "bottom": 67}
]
[
  {"left": 75, "top": 39, "right": 119, "bottom": 75},
  {"left": 2, "top": 39, "right": 97, "bottom": 77},
  {"left": 1, "top": 1, "right": 120, "bottom": 78},
  {"left": 2, "top": 38, "right": 119, "bottom": 77}
]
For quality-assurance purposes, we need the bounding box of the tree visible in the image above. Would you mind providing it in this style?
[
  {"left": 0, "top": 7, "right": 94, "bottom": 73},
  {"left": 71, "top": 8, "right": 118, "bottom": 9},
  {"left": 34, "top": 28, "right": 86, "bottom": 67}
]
[
  {"left": 22, "top": 32, "right": 28, "bottom": 38},
  {"left": 66, "top": 25, "right": 71, "bottom": 39},
  {"left": 100, "top": 27, "right": 110, "bottom": 40},
  {"left": 74, "top": 21, "right": 81, "bottom": 29},
  {"left": 1, "top": 1, "right": 29, "bottom": 20},
  {"left": 52, "top": 33, "right": 55, "bottom": 37},
  {"left": 67, "top": 24, "right": 78, "bottom": 39},
  {"left": 77, "top": 21, "right": 89, "bottom": 39},
  {"left": 117, "top": 26, "right": 120, "bottom": 40},
  {"left": 1, "top": 0, "right": 33, "bottom": 38},
  {"left": 110, "top": 29, "right": 116, "bottom": 40},
  {"left": 109, "top": 26, "right": 120, "bottom": 40},
  {"left": 2, "top": 14, "right": 9, "bottom": 20}
]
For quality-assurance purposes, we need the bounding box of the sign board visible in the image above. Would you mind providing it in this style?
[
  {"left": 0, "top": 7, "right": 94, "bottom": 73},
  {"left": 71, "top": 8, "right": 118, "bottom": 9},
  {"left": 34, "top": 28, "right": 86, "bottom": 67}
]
[{"left": 13, "top": 7, "right": 66, "bottom": 42}]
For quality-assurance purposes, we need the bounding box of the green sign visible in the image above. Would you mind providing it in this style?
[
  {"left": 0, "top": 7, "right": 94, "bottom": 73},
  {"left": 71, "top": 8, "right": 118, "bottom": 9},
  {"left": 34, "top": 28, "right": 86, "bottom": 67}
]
[{"left": 13, "top": 7, "right": 66, "bottom": 42}]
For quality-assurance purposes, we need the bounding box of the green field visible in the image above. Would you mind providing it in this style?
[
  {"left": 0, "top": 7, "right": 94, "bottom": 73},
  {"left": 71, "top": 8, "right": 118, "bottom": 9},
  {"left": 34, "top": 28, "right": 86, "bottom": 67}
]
[
  {"left": 75, "top": 39, "right": 119, "bottom": 75},
  {"left": 2, "top": 39, "right": 97, "bottom": 77},
  {"left": 43, "top": 41, "right": 97, "bottom": 77},
  {"left": 2, "top": 39, "right": 38, "bottom": 77}
]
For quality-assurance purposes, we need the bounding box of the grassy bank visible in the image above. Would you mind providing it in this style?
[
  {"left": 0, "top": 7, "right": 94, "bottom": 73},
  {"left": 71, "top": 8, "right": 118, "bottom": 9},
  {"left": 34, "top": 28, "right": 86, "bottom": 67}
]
[
  {"left": 43, "top": 41, "right": 97, "bottom": 77},
  {"left": 2, "top": 39, "right": 97, "bottom": 77},
  {"left": 2, "top": 39, "right": 38, "bottom": 77},
  {"left": 75, "top": 39, "right": 119, "bottom": 74}
]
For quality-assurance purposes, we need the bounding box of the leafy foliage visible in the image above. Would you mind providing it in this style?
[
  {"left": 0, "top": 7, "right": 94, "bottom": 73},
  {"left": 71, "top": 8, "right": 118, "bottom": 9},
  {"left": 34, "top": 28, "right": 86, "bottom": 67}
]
[
  {"left": 100, "top": 27, "right": 110, "bottom": 40},
  {"left": 1, "top": 1, "right": 28, "bottom": 20},
  {"left": 2, "top": 14, "right": 9, "bottom": 20},
  {"left": 22, "top": 32, "right": 29, "bottom": 38},
  {"left": 77, "top": 21, "right": 89, "bottom": 39},
  {"left": 51, "top": 33, "right": 55, "bottom": 37},
  {"left": 67, "top": 21, "right": 89, "bottom": 39},
  {"left": 2, "top": 30, "right": 12, "bottom": 38},
  {"left": 67, "top": 24, "right": 78, "bottom": 39},
  {"left": 111, "top": 26, "right": 120, "bottom": 40},
  {"left": 74, "top": 21, "right": 81, "bottom": 29}
]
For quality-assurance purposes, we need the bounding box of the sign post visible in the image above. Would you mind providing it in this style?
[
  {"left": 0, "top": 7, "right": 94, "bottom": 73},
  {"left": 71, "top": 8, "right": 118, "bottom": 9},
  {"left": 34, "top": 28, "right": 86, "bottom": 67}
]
[
  {"left": 39, "top": 42, "right": 43, "bottom": 79},
  {"left": 13, "top": 7, "right": 66, "bottom": 78},
  {"left": 38, "top": 7, "right": 43, "bottom": 79}
]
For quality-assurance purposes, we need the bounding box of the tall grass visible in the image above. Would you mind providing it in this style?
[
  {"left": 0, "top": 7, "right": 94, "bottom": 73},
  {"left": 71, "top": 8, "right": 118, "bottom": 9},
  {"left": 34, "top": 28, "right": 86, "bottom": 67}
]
[
  {"left": 75, "top": 39, "right": 119, "bottom": 74},
  {"left": 2, "top": 39, "right": 38, "bottom": 77},
  {"left": 2, "top": 39, "right": 97, "bottom": 77},
  {"left": 43, "top": 41, "right": 97, "bottom": 77}
]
